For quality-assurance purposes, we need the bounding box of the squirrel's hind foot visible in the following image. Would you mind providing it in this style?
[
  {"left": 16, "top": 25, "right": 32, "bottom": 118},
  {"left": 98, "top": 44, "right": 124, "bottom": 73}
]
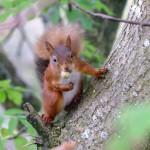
[{"left": 41, "top": 114, "right": 53, "bottom": 125}]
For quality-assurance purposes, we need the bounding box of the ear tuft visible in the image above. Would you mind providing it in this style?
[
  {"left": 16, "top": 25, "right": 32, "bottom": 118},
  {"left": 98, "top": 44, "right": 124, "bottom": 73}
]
[
  {"left": 66, "top": 36, "right": 71, "bottom": 49},
  {"left": 45, "top": 41, "right": 54, "bottom": 54}
]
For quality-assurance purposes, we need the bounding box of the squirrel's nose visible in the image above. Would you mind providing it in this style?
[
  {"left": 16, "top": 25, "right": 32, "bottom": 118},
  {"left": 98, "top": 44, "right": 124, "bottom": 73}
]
[{"left": 64, "top": 66, "right": 69, "bottom": 72}]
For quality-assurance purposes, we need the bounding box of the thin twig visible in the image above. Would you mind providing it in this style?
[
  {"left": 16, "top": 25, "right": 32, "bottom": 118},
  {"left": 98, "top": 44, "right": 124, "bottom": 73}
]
[
  {"left": 8, "top": 127, "right": 27, "bottom": 140},
  {"left": 3, "top": 27, "right": 16, "bottom": 44},
  {"left": 69, "top": 0, "right": 150, "bottom": 26}
]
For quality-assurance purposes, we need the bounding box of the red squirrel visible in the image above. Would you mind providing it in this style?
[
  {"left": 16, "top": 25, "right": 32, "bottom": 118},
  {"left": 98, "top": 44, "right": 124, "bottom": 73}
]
[{"left": 35, "top": 24, "right": 107, "bottom": 124}]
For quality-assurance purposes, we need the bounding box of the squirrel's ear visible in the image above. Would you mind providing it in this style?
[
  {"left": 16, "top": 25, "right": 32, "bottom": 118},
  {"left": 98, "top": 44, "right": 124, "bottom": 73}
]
[
  {"left": 45, "top": 41, "right": 54, "bottom": 54},
  {"left": 66, "top": 36, "right": 71, "bottom": 49}
]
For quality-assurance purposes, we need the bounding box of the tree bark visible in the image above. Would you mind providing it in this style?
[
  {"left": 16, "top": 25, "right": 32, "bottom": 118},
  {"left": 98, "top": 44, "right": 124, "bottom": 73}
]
[{"left": 24, "top": 0, "right": 150, "bottom": 149}]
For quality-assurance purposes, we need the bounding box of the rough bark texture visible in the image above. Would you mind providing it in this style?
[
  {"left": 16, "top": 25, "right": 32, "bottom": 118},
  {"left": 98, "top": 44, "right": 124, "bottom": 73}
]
[
  {"left": 24, "top": 0, "right": 150, "bottom": 149},
  {"left": 60, "top": 0, "right": 150, "bottom": 149}
]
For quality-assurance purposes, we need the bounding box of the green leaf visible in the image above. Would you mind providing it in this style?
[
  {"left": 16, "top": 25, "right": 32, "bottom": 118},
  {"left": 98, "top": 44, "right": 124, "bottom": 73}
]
[
  {"left": 0, "top": 116, "right": 4, "bottom": 127},
  {"left": 80, "top": 15, "right": 92, "bottom": 30},
  {"left": 7, "top": 90, "right": 23, "bottom": 105},
  {"left": 14, "top": 1, "right": 32, "bottom": 14},
  {"left": 68, "top": 10, "right": 79, "bottom": 22},
  {"left": 14, "top": 86, "right": 26, "bottom": 92},
  {"left": 27, "top": 124, "right": 36, "bottom": 135},
  {"left": 82, "top": 50, "right": 92, "bottom": 59},
  {"left": 0, "top": 11, "right": 11, "bottom": 22},
  {"left": 61, "top": 0, "right": 68, "bottom": 4},
  {"left": 1, "top": 116, "right": 10, "bottom": 129},
  {"left": 15, "top": 135, "right": 36, "bottom": 150},
  {"left": 0, "top": 140, "right": 4, "bottom": 150},
  {"left": 0, "top": 0, "right": 34, "bottom": 22},
  {"left": 95, "top": 1, "right": 102, "bottom": 11},
  {"left": 108, "top": 137, "right": 130, "bottom": 150},
  {"left": 14, "top": 136, "right": 27, "bottom": 150},
  {"left": 0, "top": 90, "right": 6, "bottom": 103},
  {"left": 95, "top": 55, "right": 105, "bottom": 63},
  {"left": 19, "top": 119, "right": 29, "bottom": 127},
  {"left": 107, "top": 104, "right": 150, "bottom": 150},
  {"left": 77, "top": 0, "right": 93, "bottom": 10},
  {"left": 8, "top": 118, "right": 18, "bottom": 134},
  {"left": 99, "top": 2, "right": 114, "bottom": 16},
  {"left": 51, "top": 8, "right": 60, "bottom": 24},
  {"left": 0, "top": 0, "right": 13, "bottom": 9},
  {"left": 0, "top": 80, "right": 11, "bottom": 88},
  {"left": 5, "top": 108, "right": 24, "bottom": 115},
  {"left": 1, "top": 128, "right": 9, "bottom": 137}
]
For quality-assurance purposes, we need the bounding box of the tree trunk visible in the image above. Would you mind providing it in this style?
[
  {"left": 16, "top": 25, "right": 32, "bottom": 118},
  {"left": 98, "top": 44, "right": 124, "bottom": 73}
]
[{"left": 24, "top": 0, "right": 150, "bottom": 149}]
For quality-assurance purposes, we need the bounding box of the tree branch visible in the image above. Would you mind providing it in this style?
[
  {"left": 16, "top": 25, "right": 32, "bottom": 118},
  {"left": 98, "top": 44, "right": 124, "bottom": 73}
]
[
  {"left": 8, "top": 127, "right": 27, "bottom": 140},
  {"left": 69, "top": 0, "right": 150, "bottom": 26},
  {"left": 23, "top": 103, "right": 63, "bottom": 148}
]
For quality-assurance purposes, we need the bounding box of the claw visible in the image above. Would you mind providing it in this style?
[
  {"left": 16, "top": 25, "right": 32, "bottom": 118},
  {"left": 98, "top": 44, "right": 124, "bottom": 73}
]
[
  {"left": 41, "top": 114, "right": 52, "bottom": 126},
  {"left": 97, "top": 67, "right": 108, "bottom": 78},
  {"left": 99, "top": 67, "right": 108, "bottom": 74},
  {"left": 99, "top": 74, "right": 105, "bottom": 78}
]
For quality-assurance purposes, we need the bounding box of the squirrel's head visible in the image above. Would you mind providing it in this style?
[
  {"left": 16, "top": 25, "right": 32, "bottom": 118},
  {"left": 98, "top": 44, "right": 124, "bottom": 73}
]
[{"left": 45, "top": 36, "right": 74, "bottom": 79}]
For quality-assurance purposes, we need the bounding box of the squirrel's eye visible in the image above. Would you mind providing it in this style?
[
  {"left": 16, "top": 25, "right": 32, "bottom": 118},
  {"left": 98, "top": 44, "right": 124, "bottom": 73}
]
[
  {"left": 53, "top": 56, "right": 57, "bottom": 62},
  {"left": 70, "top": 53, "right": 73, "bottom": 59}
]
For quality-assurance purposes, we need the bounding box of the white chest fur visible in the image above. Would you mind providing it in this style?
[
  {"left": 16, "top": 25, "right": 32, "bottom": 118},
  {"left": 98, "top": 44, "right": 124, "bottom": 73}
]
[{"left": 60, "top": 71, "right": 81, "bottom": 107}]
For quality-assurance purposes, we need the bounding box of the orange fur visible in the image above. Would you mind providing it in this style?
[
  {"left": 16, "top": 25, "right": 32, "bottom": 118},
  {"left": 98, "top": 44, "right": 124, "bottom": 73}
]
[
  {"left": 35, "top": 24, "right": 84, "bottom": 60},
  {"left": 74, "top": 56, "right": 108, "bottom": 76}
]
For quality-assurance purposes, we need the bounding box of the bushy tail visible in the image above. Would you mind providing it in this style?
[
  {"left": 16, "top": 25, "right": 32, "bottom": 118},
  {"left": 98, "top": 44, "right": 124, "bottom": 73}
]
[
  {"left": 35, "top": 56, "right": 49, "bottom": 86},
  {"left": 34, "top": 24, "right": 84, "bottom": 85}
]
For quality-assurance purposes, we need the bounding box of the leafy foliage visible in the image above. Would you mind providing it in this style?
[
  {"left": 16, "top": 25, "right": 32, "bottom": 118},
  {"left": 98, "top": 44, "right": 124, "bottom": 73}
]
[
  {"left": 0, "top": 0, "right": 113, "bottom": 25},
  {"left": 0, "top": 0, "right": 35, "bottom": 22},
  {"left": 0, "top": 108, "right": 36, "bottom": 150},
  {"left": 0, "top": 80, "right": 36, "bottom": 150},
  {"left": 0, "top": 80, "right": 26, "bottom": 105},
  {"left": 107, "top": 104, "right": 150, "bottom": 150},
  {"left": 82, "top": 40, "right": 106, "bottom": 68},
  {"left": 49, "top": 0, "right": 114, "bottom": 30}
]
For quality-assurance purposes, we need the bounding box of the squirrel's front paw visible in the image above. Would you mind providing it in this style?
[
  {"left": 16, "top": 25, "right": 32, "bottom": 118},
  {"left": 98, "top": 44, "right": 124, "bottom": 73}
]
[
  {"left": 96, "top": 67, "right": 108, "bottom": 77},
  {"left": 68, "top": 82, "right": 74, "bottom": 90}
]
